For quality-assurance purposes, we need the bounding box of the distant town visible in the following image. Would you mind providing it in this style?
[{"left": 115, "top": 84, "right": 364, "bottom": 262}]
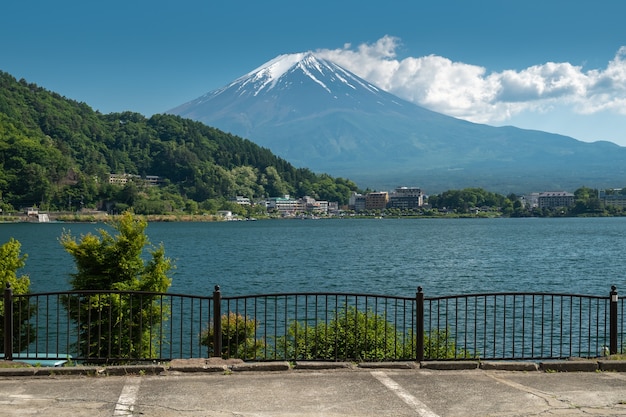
[
  {"left": 224, "top": 186, "right": 626, "bottom": 219},
  {"left": 10, "top": 174, "right": 626, "bottom": 222}
]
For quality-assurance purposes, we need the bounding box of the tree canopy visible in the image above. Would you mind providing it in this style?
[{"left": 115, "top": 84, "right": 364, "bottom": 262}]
[{"left": 60, "top": 211, "right": 172, "bottom": 292}]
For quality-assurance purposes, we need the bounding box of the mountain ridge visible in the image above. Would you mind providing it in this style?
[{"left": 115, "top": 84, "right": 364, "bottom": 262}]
[{"left": 169, "top": 53, "right": 626, "bottom": 194}]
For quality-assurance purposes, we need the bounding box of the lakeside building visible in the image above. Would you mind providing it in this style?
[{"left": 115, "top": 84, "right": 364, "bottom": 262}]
[
  {"left": 302, "top": 196, "right": 330, "bottom": 214},
  {"left": 521, "top": 193, "right": 540, "bottom": 209},
  {"left": 537, "top": 191, "right": 575, "bottom": 209},
  {"left": 522, "top": 191, "right": 576, "bottom": 209},
  {"left": 217, "top": 210, "right": 233, "bottom": 220},
  {"left": 349, "top": 193, "right": 367, "bottom": 212},
  {"left": 349, "top": 187, "right": 423, "bottom": 212},
  {"left": 229, "top": 195, "right": 337, "bottom": 217},
  {"left": 599, "top": 189, "right": 626, "bottom": 208},
  {"left": 264, "top": 195, "right": 333, "bottom": 216},
  {"left": 365, "top": 192, "right": 389, "bottom": 210},
  {"left": 266, "top": 195, "right": 300, "bottom": 215},
  {"left": 327, "top": 201, "right": 339, "bottom": 214},
  {"left": 388, "top": 187, "right": 423, "bottom": 210}
]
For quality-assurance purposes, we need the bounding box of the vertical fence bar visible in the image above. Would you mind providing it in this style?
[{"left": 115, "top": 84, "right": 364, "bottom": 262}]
[
  {"left": 610, "top": 286, "right": 618, "bottom": 355},
  {"left": 416, "top": 287, "right": 424, "bottom": 362},
  {"left": 213, "top": 285, "right": 222, "bottom": 357},
  {"left": 3, "top": 283, "right": 13, "bottom": 360}
]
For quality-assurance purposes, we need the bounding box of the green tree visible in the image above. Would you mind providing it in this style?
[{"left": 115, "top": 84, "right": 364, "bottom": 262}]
[
  {"left": 428, "top": 188, "right": 508, "bottom": 214},
  {"left": 60, "top": 211, "right": 173, "bottom": 360},
  {"left": 571, "top": 186, "right": 603, "bottom": 215},
  {"left": 263, "top": 166, "right": 290, "bottom": 197},
  {"left": 230, "top": 166, "right": 263, "bottom": 199},
  {"left": 0, "top": 238, "right": 35, "bottom": 353}
]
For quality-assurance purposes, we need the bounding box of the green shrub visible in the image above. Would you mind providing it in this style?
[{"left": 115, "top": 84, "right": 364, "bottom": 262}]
[
  {"left": 201, "top": 312, "right": 264, "bottom": 359},
  {"left": 200, "top": 307, "right": 469, "bottom": 361},
  {"left": 276, "top": 306, "right": 412, "bottom": 361},
  {"left": 423, "top": 327, "right": 472, "bottom": 359}
]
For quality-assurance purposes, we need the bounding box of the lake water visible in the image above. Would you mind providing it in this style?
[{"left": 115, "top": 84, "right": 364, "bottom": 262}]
[{"left": 2, "top": 217, "right": 625, "bottom": 298}]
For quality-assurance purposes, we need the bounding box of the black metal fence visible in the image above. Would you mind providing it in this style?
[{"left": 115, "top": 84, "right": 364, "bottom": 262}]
[
  {"left": 1, "top": 284, "right": 623, "bottom": 363},
  {"left": 422, "top": 288, "right": 621, "bottom": 360}
]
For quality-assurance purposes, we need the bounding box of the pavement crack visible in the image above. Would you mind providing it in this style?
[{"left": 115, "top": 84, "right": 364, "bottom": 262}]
[{"left": 485, "top": 373, "right": 572, "bottom": 410}]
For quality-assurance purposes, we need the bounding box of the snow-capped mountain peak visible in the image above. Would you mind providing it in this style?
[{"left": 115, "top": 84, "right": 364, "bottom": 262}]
[
  {"left": 221, "top": 52, "right": 380, "bottom": 98},
  {"left": 173, "top": 52, "right": 403, "bottom": 124},
  {"left": 243, "top": 53, "right": 309, "bottom": 86}
]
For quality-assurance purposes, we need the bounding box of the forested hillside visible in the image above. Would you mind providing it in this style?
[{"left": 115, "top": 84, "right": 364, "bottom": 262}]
[{"left": 0, "top": 71, "right": 358, "bottom": 214}]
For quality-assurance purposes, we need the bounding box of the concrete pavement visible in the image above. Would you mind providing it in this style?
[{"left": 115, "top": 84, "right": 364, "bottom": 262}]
[{"left": 2, "top": 359, "right": 626, "bottom": 416}]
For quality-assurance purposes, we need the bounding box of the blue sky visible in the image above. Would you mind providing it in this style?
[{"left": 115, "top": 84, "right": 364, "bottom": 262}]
[{"left": 3, "top": 0, "right": 626, "bottom": 146}]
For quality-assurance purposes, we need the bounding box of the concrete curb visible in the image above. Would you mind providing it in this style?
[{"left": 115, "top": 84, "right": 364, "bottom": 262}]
[
  {"left": 3, "top": 359, "right": 626, "bottom": 377},
  {"left": 0, "top": 366, "right": 101, "bottom": 377},
  {"left": 102, "top": 365, "right": 166, "bottom": 376},
  {"left": 480, "top": 361, "right": 539, "bottom": 371},
  {"left": 420, "top": 361, "right": 480, "bottom": 370},
  {"left": 169, "top": 358, "right": 244, "bottom": 373},
  {"left": 599, "top": 360, "right": 626, "bottom": 372},
  {"left": 294, "top": 361, "right": 353, "bottom": 370},
  {"left": 232, "top": 362, "right": 291, "bottom": 372},
  {"left": 169, "top": 358, "right": 231, "bottom": 373},
  {"left": 358, "top": 361, "right": 418, "bottom": 369},
  {"left": 539, "top": 361, "right": 599, "bottom": 372}
]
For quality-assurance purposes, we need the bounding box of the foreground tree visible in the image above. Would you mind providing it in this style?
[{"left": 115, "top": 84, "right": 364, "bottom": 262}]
[
  {"left": 60, "top": 211, "right": 173, "bottom": 360},
  {"left": 0, "top": 238, "right": 35, "bottom": 353}
]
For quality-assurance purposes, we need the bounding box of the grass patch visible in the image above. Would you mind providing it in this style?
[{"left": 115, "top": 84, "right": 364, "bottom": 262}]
[
  {"left": 0, "top": 360, "right": 31, "bottom": 368},
  {"left": 605, "top": 354, "right": 626, "bottom": 360}
]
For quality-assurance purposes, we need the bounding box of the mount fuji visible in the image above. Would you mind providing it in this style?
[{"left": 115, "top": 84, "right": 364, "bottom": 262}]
[{"left": 168, "top": 53, "right": 626, "bottom": 193}]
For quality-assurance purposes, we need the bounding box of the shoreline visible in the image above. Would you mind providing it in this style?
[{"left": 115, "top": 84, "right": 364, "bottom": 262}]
[
  {"left": 0, "top": 212, "right": 227, "bottom": 223},
  {"left": 2, "top": 210, "right": 623, "bottom": 224}
]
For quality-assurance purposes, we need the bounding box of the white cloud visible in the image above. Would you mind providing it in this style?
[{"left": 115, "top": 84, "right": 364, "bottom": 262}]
[{"left": 315, "top": 36, "right": 626, "bottom": 139}]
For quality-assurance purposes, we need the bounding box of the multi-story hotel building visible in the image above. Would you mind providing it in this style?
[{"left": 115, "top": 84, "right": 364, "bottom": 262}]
[
  {"left": 388, "top": 187, "right": 423, "bottom": 210},
  {"left": 537, "top": 191, "right": 575, "bottom": 209},
  {"left": 365, "top": 192, "right": 389, "bottom": 210}
]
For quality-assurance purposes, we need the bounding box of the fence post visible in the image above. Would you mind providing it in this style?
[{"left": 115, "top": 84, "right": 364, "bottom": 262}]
[
  {"left": 610, "top": 285, "right": 618, "bottom": 355},
  {"left": 416, "top": 286, "right": 424, "bottom": 362},
  {"left": 212, "top": 285, "right": 222, "bottom": 357},
  {"left": 3, "top": 283, "right": 13, "bottom": 361}
]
